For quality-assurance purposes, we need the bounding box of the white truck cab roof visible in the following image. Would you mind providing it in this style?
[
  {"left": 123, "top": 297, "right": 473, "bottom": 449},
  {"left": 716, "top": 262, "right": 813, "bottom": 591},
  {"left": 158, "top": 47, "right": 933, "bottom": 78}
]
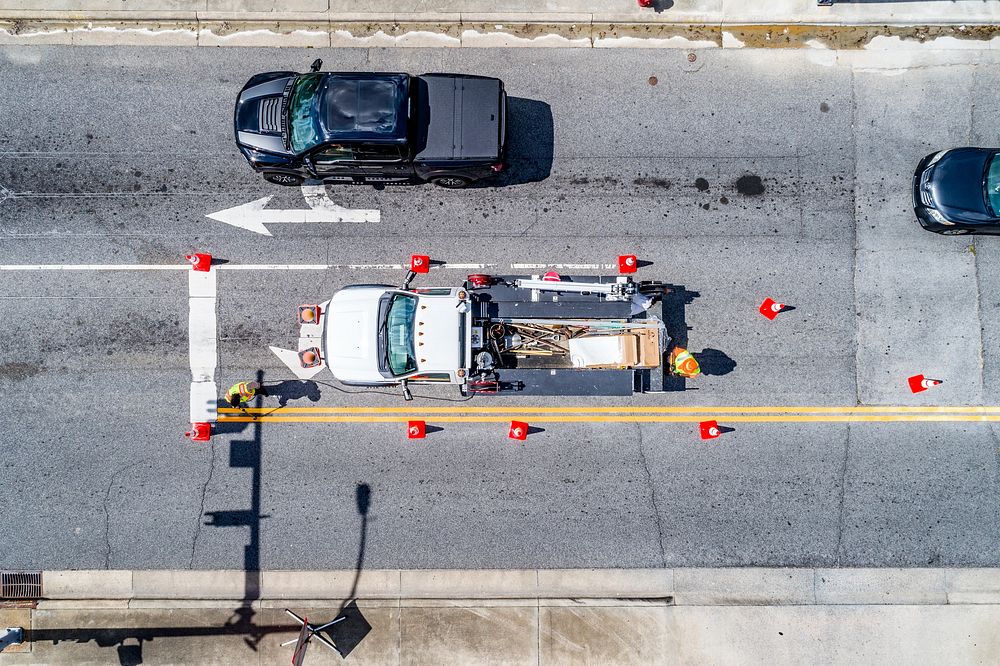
[{"left": 324, "top": 285, "right": 466, "bottom": 384}]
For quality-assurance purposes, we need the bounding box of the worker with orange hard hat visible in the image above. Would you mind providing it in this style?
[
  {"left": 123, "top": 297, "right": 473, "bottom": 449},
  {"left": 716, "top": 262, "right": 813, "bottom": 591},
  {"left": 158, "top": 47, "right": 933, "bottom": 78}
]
[
  {"left": 226, "top": 380, "right": 263, "bottom": 409},
  {"left": 669, "top": 347, "right": 701, "bottom": 378}
]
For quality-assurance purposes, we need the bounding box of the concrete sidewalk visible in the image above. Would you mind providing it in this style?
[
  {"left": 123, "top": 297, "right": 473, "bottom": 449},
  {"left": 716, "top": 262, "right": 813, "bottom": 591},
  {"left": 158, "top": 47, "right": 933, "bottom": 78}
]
[
  {"left": 1, "top": 1, "right": 999, "bottom": 49},
  {"left": 2, "top": 568, "right": 998, "bottom": 663}
]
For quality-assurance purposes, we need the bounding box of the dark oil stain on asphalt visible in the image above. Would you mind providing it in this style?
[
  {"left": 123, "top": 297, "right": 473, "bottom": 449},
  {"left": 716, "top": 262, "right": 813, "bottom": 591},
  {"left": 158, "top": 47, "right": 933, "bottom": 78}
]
[
  {"left": 634, "top": 177, "right": 672, "bottom": 189},
  {"left": 695, "top": 178, "right": 710, "bottom": 191},
  {"left": 736, "top": 175, "right": 765, "bottom": 196},
  {"left": 820, "top": 102, "right": 830, "bottom": 113},
  {"left": 719, "top": 196, "right": 729, "bottom": 204},
  {"left": 701, "top": 203, "right": 710, "bottom": 210},
  {"left": 0, "top": 362, "right": 43, "bottom": 381},
  {"left": 571, "top": 176, "right": 620, "bottom": 186}
]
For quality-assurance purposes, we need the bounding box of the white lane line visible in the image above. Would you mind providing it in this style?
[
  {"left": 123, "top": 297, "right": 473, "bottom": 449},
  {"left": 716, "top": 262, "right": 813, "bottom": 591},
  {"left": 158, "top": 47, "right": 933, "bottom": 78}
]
[
  {"left": 216, "top": 264, "right": 331, "bottom": 270},
  {"left": 511, "top": 263, "right": 617, "bottom": 270},
  {"left": 0, "top": 262, "right": 615, "bottom": 272},
  {"left": 0, "top": 263, "right": 498, "bottom": 271},
  {"left": 0, "top": 264, "right": 190, "bottom": 270},
  {"left": 189, "top": 269, "right": 217, "bottom": 423}
]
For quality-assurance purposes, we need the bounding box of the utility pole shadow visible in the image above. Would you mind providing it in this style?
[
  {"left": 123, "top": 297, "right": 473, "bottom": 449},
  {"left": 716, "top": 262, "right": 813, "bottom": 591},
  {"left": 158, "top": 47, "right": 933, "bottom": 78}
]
[{"left": 204, "top": 369, "right": 269, "bottom": 650}]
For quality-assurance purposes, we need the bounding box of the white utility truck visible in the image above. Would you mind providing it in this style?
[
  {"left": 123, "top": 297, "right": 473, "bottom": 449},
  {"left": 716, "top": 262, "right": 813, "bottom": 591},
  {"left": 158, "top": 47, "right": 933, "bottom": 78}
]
[{"left": 272, "top": 273, "right": 673, "bottom": 397}]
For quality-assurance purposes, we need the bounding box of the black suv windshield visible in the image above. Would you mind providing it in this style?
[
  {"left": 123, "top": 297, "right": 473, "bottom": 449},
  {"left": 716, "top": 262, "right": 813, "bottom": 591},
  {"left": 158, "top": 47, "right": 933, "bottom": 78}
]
[
  {"left": 987, "top": 152, "right": 1000, "bottom": 216},
  {"left": 384, "top": 294, "right": 417, "bottom": 376},
  {"left": 288, "top": 73, "right": 324, "bottom": 153}
]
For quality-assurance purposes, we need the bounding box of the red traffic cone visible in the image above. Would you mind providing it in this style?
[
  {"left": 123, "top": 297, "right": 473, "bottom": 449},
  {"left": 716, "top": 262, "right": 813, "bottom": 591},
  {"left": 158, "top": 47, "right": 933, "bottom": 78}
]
[
  {"left": 186, "top": 253, "right": 212, "bottom": 272},
  {"left": 184, "top": 252, "right": 212, "bottom": 273},
  {"left": 699, "top": 420, "right": 722, "bottom": 440},
  {"left": 185, "top": 422, "right": 211, "bottom": 442},
  {"left": 407, "top": 420, "right": 426, "bottom": 439},
  {"left": 618, "top": 255, "right": 638, "bottom": 274},
  {"left": 759, "top": 297, "right": 785, "bottom": 320},
  {"left": 908, "top": 374, "right": 942, "bottom": 394},
  {"left": 411, "top": 254, "right": 430, "bottom": 274},
  {"left": 542, "top": 270, "right": 561, "bottom": 282},
  {"left": 637, "top": 0, "right": 654, "bottom": 6},
  {"left": 508, "top": 420, "right": 529, "bottom": 441}
]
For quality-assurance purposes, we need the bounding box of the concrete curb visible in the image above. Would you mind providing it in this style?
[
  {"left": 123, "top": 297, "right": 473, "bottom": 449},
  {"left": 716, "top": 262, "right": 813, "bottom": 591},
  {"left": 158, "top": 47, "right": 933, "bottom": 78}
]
[
  {"left": 31, "top": 568, "right": 1000, "bottom": 608},
  {"left": 0, "top": 13, "right": 998, "bottom": 49}
]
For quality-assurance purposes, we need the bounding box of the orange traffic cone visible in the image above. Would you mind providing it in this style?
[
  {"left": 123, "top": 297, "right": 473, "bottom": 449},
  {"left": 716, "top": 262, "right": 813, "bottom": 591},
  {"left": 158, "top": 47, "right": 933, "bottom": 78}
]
[
  {"left": 186, "top": 253, "right": 212, "bottom": 272},
  {"left": 759, "top": 297, "right": 785, "bottom": 320},
  {"left": 618, "top": 255, "right": 637, "bottom": 274},
  {"left": 185, "top": 422, "right": 211, "bottom": 442},
  {"left": 699, "top": 420, "right": 721, "bottom": 440},
  {"left": 407, "top": 420, "right": 426, "bottom": 439},
  {"left": 298, "top": 304, "right": 321, "bottom": 324},
  {"left": 298, "top": 347, "right": 322, "bottom": 368},
  {"left": 908, "top": 374, "right": 942, "bottom": 394},
  {"left": 508, "top": 421, "right": 529, "bottom": 441}
]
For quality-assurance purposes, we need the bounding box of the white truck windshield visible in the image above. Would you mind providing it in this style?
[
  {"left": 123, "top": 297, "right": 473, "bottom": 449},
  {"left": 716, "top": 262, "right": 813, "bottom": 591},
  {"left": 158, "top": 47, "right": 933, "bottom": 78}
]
[{"left": 385, "top": 294, "right": 417, "bottom": 376}]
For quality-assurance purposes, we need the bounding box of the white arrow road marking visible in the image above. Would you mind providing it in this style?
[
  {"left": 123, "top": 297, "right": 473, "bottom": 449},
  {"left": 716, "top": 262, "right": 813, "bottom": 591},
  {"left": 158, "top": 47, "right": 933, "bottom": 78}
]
[
  {"left": 206, "top": 184, "right": 380, "bottom": 236},
  {"left": 270, "top": 346, "right": 326, "bottom": 381}
]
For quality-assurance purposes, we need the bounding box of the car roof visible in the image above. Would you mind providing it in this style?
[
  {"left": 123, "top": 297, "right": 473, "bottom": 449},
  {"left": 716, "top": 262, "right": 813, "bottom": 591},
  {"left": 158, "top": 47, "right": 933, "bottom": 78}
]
[{"left": 313, "top": 72, "right": 409, "bottom": 144}]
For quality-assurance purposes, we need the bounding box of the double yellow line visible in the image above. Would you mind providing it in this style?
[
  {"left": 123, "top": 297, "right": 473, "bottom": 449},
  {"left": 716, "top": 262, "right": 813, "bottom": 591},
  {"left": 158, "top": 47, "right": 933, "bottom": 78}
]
[{"left": 216, "top": 405, "right": 1000, "bottom": 424}]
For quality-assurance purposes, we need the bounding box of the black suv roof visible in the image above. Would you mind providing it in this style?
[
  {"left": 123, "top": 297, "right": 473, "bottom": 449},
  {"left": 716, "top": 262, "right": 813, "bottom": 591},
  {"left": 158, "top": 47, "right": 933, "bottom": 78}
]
[{"left": 307, "top": 72, "right": 409, "bottom": 144}]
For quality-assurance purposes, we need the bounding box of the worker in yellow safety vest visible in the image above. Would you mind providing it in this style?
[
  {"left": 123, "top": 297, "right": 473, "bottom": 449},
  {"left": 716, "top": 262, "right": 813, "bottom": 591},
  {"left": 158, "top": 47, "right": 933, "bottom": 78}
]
[
  {"left": 669, "top": 347, "right": 701, "bottom": 378},
  {"left": 226, "top": 381, "right": 262, "bottom": 408}
]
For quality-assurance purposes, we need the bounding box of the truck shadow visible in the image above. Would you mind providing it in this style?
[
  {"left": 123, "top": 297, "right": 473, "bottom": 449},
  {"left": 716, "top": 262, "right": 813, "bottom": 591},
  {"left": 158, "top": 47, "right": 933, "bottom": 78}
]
[{"left": 483, "top": 97, "right": 554, "bottom": 187}]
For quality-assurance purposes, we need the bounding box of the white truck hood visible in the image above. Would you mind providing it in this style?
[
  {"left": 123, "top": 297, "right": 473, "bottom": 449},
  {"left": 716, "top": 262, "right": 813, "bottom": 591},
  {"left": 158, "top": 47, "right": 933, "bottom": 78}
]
[
  {"left": 413, "top": 294, "right": 462, "bottom": 375},
  {"left": 324, "top": 286, "right": 386, "bottom": 383}
]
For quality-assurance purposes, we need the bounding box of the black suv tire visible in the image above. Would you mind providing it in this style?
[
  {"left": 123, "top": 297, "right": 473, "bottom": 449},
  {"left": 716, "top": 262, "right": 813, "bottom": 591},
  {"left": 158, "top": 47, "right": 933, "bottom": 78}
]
[
  {"left": 429, "top": 176, "right": 472, "bottom": 189},
  {"left": 263, "top": 172, "right": 304, "bottom": 186}
]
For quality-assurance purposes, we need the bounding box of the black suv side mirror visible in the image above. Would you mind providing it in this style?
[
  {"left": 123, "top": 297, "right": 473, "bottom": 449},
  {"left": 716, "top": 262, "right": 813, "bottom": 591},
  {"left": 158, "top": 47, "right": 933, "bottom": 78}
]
[{"left": 309, "top": 58, "right": 323, "bottom": 72}]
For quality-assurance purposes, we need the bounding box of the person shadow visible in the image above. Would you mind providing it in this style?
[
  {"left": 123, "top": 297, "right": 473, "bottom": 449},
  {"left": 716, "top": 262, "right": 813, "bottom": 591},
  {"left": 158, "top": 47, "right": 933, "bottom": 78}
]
[
  {"left": 695, "top": 348, "right": 737, "bottom": 376},
  {"left": 265, "top": 380, "right": 321, "bottom": 407}
]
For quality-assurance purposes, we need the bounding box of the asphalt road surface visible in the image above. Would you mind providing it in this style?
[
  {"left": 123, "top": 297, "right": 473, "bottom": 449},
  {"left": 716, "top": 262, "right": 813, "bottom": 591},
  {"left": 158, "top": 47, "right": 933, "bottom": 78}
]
[{"left": 0, "top": 46, "right": 998, "bottom": 571}]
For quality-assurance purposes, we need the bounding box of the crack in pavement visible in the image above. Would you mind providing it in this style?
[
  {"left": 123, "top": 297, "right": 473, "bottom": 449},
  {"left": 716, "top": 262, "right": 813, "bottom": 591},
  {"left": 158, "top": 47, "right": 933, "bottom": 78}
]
[
  {"left": 834, "top": 424, "right": 851, "bottom": 567},
  {"left": 849, "top": 65, "right": 862, "bottom": 408},
  {"left": 189, "top": 440, "right": 217, "bottom": 569},
  {"left": 636, "top": 424, "right": 666, "bottom": 568},
  {"left": 102, "top": 461, "right": 146, "bottom": 570}
]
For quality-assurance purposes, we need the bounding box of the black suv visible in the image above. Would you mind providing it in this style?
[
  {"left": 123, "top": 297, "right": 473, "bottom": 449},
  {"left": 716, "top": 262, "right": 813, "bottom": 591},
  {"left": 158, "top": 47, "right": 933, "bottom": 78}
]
[{"left": 234, "top": 60, "right": 507, "bottom": 188}]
